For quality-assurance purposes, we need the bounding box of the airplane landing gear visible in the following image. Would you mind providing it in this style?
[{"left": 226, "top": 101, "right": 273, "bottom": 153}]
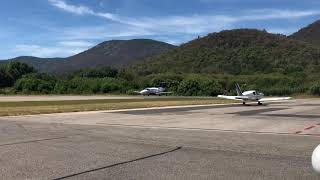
[
  {"left": 242, "top": 102, "right": 246, "bottom": 105},
  {"left": 258, "top": 101, "right": 262, "bottom": 105}
]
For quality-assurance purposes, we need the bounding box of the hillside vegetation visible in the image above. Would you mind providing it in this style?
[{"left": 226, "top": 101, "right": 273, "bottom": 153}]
[
  {"left": 132, "top": 29, "right": 320, "bottom": 76},
  {"left": 291, "top": 20, "right": 320, "bottom": 47},
  {"left": 0, "top": 61, "right": 317, "bottom": 97}
]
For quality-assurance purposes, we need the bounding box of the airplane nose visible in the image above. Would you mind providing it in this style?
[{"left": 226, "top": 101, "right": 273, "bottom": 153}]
[
  {"left": 312, "top": 144, "right": 320, "bottom": 174},
  {"left": 140, "top": 90, "right": 148, "bottom": 95}
]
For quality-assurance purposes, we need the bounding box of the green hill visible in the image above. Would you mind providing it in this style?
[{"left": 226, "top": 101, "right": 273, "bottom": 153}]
[
  {"left": 132, "top": 29, "right": 320, "bottom": 76},
  {"left": 2, "top": 39, "right": 175, "bottom": 74},
  {"left": 290, "top": 20, "right": 320, "bottom": 47}
]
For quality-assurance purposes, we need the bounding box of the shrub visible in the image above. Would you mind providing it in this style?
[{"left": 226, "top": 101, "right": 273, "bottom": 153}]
[
  {"left": 310, "top": 83, "right": 320, "bottom": 96},
  {"left": 6, "top": 61, "right": 36, "bottom": 82},
  {"left": 100, "top": 78, "right": 123, "bottom": 93},
  {"left": 73, "top": 67, "right": 118, "bottom": 78},
  {"left": 177, "top": 76, "right": 222, "bottom": 96},
  {"left": 14, "top": 77, "right": 55, "bottom": 94}
]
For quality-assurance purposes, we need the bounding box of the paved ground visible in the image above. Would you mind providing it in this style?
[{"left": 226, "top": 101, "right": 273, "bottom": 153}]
[{"left": 0, "top": 99, "right": 319, "bottom": 179}]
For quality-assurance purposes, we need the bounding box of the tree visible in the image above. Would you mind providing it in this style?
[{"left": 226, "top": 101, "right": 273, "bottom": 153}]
[
  {"left": 14, "top": 73, "right": 56, "bottom": 94},
  {"left": 73, "top": 67, "right": 118, "bottom": 78},
  {"left": 6, "top": 62, "right": 36, "bottom": 83},
  {"left": 311, "top": 83, "right": 320, "bottom": 96},
  {"left": 0, "top": 67, "right": 12, "bottom": 87},
  {"left": 177, "top": 79, "right": 202, "bottom": 96}
]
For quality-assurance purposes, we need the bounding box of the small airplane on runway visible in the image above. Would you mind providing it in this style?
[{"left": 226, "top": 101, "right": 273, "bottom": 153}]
[
  {"left": 134, "top": 87, "right": 173, "bottom": 96},
  {"left": 217, "top": 83, "right": 291, "bottom": 105}
]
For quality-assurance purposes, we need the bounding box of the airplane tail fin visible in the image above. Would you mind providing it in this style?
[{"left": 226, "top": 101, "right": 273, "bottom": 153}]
[
  {"left": 159, "top": 82, "right": 167, "bottom": 91},
  {"left": 159, "top": 82, "right": 166, "bottom": 88},
  {"left": 235, "top": 83, "right": 243, "bottom": 96}
]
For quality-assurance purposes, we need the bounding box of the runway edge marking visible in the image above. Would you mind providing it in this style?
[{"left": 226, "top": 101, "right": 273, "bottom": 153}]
[{"left": 97, "top": 123, "right": 320, "bottom": 137}]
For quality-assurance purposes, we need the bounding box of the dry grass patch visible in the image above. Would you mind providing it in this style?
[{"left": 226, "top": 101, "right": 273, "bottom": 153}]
[{"left": 0, "top": 98, "right": 234, "bottom": 116}]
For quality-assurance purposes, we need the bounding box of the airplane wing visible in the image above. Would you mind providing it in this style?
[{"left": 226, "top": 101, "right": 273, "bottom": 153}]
[
  {"left": 217, "top": 95, "right": 247, "bottom": 101},
  {"left": 259, "top": 97, "right": 291, "bottom": 102},
  {"left": 160, "top": 92, "right": 173, "bottom": 94}
]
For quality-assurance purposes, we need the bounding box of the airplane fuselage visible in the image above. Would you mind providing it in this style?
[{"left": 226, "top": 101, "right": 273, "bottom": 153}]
[
  {"left": 139, "top": 87, "right": 165, "bottom": 96},
  {"left": 239, "top": 90, "right": 264, "bottom": 101}
]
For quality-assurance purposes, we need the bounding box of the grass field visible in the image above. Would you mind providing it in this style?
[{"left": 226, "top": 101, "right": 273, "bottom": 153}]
[{"left": 0, "top": 97, "right": 235, "bottom": 116}]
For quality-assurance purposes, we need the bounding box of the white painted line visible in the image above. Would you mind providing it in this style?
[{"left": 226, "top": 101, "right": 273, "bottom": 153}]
[{"left": 97, "top": 123, "right": 320, "bottom": 137}]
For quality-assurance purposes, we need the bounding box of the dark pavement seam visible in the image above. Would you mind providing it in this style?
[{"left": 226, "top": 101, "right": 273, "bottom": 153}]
[
  {"left": 0, "top": 137, "right": 67, "bottom": 147},
  {"left": 53, "top": 146, "right": 182, "bottom": 180}
]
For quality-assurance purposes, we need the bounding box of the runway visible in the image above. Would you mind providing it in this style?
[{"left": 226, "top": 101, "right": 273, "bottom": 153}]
[{"left": 0, "top": 99, "right": 319, "bottom": 179}]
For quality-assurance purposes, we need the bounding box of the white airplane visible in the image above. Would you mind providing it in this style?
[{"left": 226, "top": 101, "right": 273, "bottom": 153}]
[
  {"left": 135, "top": 87, "right": 173, "bottom": 96},
  {"left": 217, "top": 83, "right": 291, "bottom": 105}
]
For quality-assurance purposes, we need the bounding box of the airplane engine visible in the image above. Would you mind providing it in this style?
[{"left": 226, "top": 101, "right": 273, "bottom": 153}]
[{"left": 312, "top": 144, "right": 320, "bottom": 174}]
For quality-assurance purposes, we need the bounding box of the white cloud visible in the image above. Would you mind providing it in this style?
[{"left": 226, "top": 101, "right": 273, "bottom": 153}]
[
  {"left": 49, "top": 0, "right": 120, "bottom": 21},
  {"left": 48, "top": 0, "right": 93, "bottom": 15},
  {"left": 14, "top": 44, "right": 89, "bottom": 58},
  {"left": 266, "top": 28, "right": 298, "bottom": 35},
  {"left": 58, "top": 40, "right": 93, "bottom": 47},
  {"left": 61, "top": 26, "right": 154, "bottom": 40},
  {"left": 241, "top": 9, "right": 320, "bottom": 21}
]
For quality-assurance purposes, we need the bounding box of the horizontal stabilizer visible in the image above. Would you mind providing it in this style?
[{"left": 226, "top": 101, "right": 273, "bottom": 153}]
[
  {"left": 217, "top": 95, "right": 244, "bottom": 101},
  {"left": 160, "top": 92, "right": 173, "bottom": 94},
  {"left": 259, "top": 97, "right": 291, "bottom": 102}
]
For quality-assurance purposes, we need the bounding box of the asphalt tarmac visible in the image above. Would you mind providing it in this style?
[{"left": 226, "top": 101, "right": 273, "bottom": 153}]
[{"left": 0, "top": 99, "right": 319, "bottom": 179}]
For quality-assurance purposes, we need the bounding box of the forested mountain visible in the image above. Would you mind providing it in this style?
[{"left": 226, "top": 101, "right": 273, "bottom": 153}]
[
  {"left": 2, "top": 39, "right": 175, "bottom": 74},
  {"left": 291, "top": 20, "right": 320, "bottom": 47},
  {"left": 131, "top": 29, "right": 320, "bottom": 76}
]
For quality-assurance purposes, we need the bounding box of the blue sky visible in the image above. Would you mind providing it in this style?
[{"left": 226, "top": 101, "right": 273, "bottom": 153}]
[{"left": 1, "top": 0, "right": 320, "bottom": 59}]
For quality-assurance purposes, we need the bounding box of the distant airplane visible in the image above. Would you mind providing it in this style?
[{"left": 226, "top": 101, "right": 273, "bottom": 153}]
[
  {"left": 217, "top": 83, "right": 291, "bottom": 105},
  {"left": 134, "top": 83, "right": 173, "bottom": 96},
  {"left": 135, "top": 87, "right": 173, "bottom": 96}
]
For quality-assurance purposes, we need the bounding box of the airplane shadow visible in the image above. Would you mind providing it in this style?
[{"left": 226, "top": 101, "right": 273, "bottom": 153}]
[{"left": 243, "top": 104, "right": 269, "bottom": 107}]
